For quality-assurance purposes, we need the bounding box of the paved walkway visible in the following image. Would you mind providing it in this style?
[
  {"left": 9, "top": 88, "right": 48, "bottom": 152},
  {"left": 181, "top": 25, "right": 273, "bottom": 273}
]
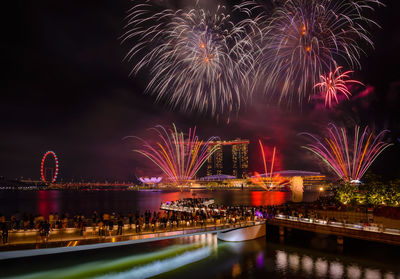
[{"left": 0, "top": 221, "right": 262, "bottom": 260}]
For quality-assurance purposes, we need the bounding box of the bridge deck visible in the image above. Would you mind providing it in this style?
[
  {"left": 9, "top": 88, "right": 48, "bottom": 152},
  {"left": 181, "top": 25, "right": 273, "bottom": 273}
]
[{"left": 267, "top": 216, "right": 400, "bottom": 245}]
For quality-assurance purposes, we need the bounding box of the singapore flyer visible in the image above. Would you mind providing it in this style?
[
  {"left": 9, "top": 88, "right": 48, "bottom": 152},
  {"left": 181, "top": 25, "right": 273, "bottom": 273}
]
[{"left": 40, "top": 151, "right": 59, "bottom": 183}]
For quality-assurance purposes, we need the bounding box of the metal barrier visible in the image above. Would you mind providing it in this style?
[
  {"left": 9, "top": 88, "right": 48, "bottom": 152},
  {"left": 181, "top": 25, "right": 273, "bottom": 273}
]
[
  {"left": 273, "top": 214, "right": 400, "bottom": 236},
  {"left": 0, "top": 218, "right": 261, "bottom": 247}
]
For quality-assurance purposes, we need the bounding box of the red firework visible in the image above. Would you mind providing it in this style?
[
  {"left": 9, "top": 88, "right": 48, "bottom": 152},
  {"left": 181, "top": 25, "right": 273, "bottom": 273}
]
[
  {"left": 314, "top": 66, "right": 363, "bottom": 108},
  {"left": 250, "top": 140, "right": 290, "bottom": 191}
]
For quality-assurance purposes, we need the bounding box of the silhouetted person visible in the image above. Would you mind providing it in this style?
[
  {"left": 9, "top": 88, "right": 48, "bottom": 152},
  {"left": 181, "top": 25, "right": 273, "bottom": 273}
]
[
  {"left": 1, "top": 222, "right": 8, "bottom": 244},
  {"left": 39, "top": 221, "right": 47, "bottom": 242},
  {"left": 98, "top": 220, "right": 104, "bottom": 236},
  {"left": 128, "top": 212, "right": 133, "bottom": 229},
  {"left": 117, "top": 218, "right": 123, "bottom": 235},
  {"left": 108, "top": 219, "right": 114, "bottom": 236},
  {"left": 135, "top": 218, "right": 140, "bottom": 233}
]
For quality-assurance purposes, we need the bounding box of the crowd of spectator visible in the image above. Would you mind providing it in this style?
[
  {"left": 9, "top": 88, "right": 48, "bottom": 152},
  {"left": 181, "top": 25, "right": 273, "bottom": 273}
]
[{"left": 0, "top": 197, "right": 379, "bottom": 245}]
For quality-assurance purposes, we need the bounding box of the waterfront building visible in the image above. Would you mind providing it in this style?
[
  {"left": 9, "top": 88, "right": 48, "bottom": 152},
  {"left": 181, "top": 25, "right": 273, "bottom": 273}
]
[
  {"left": 232, "top": 140, "right": 249, "bottom": 178},
  {"left": 204, "top": 138, "right": 249, "bottom": 178},
  {"left": 207, "top": 145, "right": 223, "bottom": 176}
]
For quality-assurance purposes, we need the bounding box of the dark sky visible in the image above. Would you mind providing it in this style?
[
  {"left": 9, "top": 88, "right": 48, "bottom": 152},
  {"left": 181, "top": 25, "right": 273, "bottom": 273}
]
[{"left": 1, "top": 0, "right": 400, "bottom": 181}]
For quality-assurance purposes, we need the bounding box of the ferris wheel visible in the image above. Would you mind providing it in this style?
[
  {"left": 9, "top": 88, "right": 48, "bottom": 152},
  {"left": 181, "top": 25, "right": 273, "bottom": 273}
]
[{"left": 40, "top": 151, "right": 59, "bottom": 183}]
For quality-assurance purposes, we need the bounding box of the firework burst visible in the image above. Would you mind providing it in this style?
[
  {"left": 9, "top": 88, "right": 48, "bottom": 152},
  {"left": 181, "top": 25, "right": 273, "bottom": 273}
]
[
  {"left": 314, "top": 66, "right": 364, "bottom": 108},
  {"left": 301, "top": 124, "right": 393, "bottom": 182},
  {"left": 240, "top": 0, "right": 382, "bottom": 105},
  {"left": 122, "top": 2, "right": 258, "bottom": 116},
  {"left": 133, "top": 124, "right": 219, "bottom": 185}
]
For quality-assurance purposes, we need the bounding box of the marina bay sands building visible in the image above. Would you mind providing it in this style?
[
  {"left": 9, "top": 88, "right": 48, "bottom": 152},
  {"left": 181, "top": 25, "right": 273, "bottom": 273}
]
[{"left": 205, "top": 138, "right": 249, "bottom": 178}]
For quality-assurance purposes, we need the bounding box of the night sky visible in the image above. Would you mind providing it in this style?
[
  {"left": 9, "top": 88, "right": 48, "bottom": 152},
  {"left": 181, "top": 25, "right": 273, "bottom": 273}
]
[{"left": 2, "top": 0, "right": 400, "bottom": 181}]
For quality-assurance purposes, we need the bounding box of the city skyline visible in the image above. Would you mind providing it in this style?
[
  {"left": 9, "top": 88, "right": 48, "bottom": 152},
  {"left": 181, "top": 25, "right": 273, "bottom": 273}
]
[{"left": 1, "top": 0, "right": 399, "bottom": 181}]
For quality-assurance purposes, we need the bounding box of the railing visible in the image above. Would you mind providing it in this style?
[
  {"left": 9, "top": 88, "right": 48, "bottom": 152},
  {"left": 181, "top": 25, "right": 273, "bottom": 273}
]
[
  {"left": 0, "top": 217, "right": 261, "bottom": 248},
  {"left": 272, "top": 214, "right": 400, "bottom": 236}
]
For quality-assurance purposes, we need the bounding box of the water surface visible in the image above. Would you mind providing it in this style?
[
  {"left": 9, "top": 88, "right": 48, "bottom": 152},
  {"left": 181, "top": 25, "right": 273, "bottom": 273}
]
[
  {"left": 2, "top": 231, "right": 399, "bottom": 279},
  {"left": 0, "top": 190, "right": 320, "bottom": 217}
]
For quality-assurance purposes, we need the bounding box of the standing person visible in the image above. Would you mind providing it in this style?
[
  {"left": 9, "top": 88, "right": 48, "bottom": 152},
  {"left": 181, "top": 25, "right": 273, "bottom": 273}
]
[
  {"left": 98, "top": 219, "right": 104, "bottom": 236},
  {"left": 23, "top": 213, "right": 29, "bottom": 230},
  {"left": 108, "top": 219, "right": 114, "bottom": 236},
  {"left": 29, "top": 214, "right": 34, "bottom": 229},
  {"left": 54, "top": 212, "right": 60, "bottom": 228},
  {"left": 92, "top": 211, "right": 98, "bottom": 225},
  {"left": 62, "top": 215, "right": 68, "bottom": 229},
  {"left": 151, "top": 215, "right": 156, "bottom": 232},
  {"left": 103, "top": 212, "right": 110, "bottom": 227},
  {"left": 10, "top": 215, "right": 16, "bottom": 230},
  {"left": 1, "top": 222, "right": 8, "bottom": 245},
  {"left": 43, "top": 221, "right": 50, "bottom": 243},
  {"left": 15, "top": 211, "right": 21, "bottom": 230},
  {"left": 145, "top": 211, "right": 150, "bottom": 231},
  {"left": 79, "top": 216, "right": 86, "bottom": 237},
  {"left": 135, "top": 217, "right": 140, "bottom": 233},
  {"left": 39, "top": 221, "right": 46, "bottom": 242},
  {"left": 48, "top": 212, "right": 54, "bottom": 229},
  {"left": 117, "top": 217, "right": 123, "bottom": 235},
  {"left": 103, "top": 212, "right": 110, "bottom": 235},
  {"left": 128, "top": 212, "right": 133, "bottom": 230}
]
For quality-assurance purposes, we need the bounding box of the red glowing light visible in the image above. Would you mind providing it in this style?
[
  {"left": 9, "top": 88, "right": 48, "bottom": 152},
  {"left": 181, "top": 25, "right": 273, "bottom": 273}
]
[{"left": 251, "top": 141, "right": 289, "bottom": 191}]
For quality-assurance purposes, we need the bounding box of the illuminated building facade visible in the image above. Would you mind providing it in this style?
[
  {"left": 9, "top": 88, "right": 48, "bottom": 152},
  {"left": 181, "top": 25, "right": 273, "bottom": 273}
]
[
  {"left": 204, "top": 138, "right": 249, "bottom": 178},
  {"left": 232, "top": 140, "right": 249, "bottom": 178},
  {"left": 207, "top": 145, "right": 223, "bottom": 176}
]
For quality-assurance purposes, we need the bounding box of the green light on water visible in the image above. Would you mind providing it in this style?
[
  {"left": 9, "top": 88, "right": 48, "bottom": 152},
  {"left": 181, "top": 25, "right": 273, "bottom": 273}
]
[{"left": 7, "top": 243, "right": 206, "bottom": 279}]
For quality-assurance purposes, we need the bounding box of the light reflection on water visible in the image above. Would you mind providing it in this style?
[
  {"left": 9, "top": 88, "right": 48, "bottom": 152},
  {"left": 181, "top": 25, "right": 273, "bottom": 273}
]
[
  {"left": 348, "top": 265, "right": 362, "bottom": 279},
  {"left": 0, "top": 190, "right": 321, "bottom": 217},
  {"left": 302, "top": 255, "right": 313, "bottom": 275},
  {"left": 271, "top": 248, "right": 400, "bottom": 279},
  {"left": 315, "top": 258, "right": 328, "bottom": 277},
  {"left": 154, "top": 236, "right": 400, "bottom": 279},
  {"left": 2, "top": 234, "right": 400, "bottom": 279},
  {"left": 94, "top": 247, "right": 211, "bottom": 279},
  {"left": 3, "top": 234, "right": 218, "bottom": 279}
]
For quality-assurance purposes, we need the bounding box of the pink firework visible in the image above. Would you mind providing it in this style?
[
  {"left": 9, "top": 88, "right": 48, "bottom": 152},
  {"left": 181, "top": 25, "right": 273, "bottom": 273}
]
[
  {"left": 314, "top": 67, "right": 364, "bottom": 108},
  {"left": 133, "top": 124, "right": 220, "bottom": 186},
  {"left": 301, "top": 124, "right": 393, "bottom": 182}
]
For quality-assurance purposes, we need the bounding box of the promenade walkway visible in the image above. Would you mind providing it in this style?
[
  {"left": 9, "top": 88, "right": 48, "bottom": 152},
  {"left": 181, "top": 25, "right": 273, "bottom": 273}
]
[
  {"left": 0, "top": 217, "right": 259, "bottom": 251},
  {"left": 0, "top": 220, "right": 263, "bottom": 260}
]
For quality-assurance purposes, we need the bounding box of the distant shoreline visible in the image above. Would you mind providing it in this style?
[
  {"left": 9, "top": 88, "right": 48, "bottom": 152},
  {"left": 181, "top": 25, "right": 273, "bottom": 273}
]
[{"left": 0, "top": 186, "right": 328, "bottom": 192}]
